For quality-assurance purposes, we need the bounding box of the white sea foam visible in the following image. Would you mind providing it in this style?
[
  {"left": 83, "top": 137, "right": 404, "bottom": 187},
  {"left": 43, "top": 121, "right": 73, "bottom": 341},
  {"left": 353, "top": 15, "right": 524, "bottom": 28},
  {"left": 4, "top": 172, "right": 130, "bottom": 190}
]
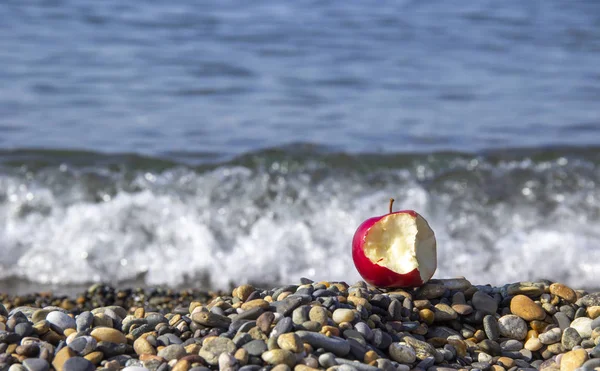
[{"left": 1, "top": 158, "right": 599, "bottom": 290}]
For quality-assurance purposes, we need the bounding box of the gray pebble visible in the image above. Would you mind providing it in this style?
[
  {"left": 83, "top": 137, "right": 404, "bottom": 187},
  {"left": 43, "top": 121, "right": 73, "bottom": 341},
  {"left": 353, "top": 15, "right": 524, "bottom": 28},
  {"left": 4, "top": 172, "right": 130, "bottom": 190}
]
[
  {"left": 483, "top": 315, "right": 500, "bottom": 341},
  {"left": 389, "top": 343, "right": 416, "bottom": 364},
  {"left": 67, "top": 335, "right": 97, "bottom": 355},
  {"left": 157, "top": 333, "right": 183, "bottom": 346},
  {"left": 572, "top": 317, "right": 593, "bottom": 338},
  {"left": 417, "top": 356, "right": 436, "bottom": 369},
  {"left": 271, "top": 296, "right": 304, "bottom": 316},
  {"left": 590, "top": 344, "right": 600, "bottom": 358},
  {"left": 233, "top": 307, "right": 264, "bottom": 322},
  {"left": 497, "top": 315, "right": 527, "bottom": 340},
  {"left": 472, "top": 291, "right": 498, "bottom": 314},
  {"left": 9, "top": 364, "right": 27, "bottom": 371},
  {"left": 237, "top": 321, "right": 256, "bottom": 334},
  {"left": 22, "top": 358, "right": 50, "bottom": 371},
  {"left": 14, "top": 322, "right": 33, "bottom": 338},
  {"left": 76, "top": 312, "right": 94, "bottom": 332},
  {"left": 553, "top": 311, "right": 571, "bottom": 330},
  {"left": 233, "top": 332, "right": 253, "bottom": 347},
  {"left": 336, "top": 357, "right": 380, "bottom": 371},
  {"left": 46, "top": 311, "right": 76, "bottom": 332},
  {"left": 471, "top": 362, "right": 491, "bottom": 371},
  {"left": 591, "top": 316, "right": 600, "bottom": 331},
  {"left": 238, "top": 366, "right": 261, "bottom": 371},
  {"left": 157, "top": 344, "right": 186, "bottom": 361},
  {"left": 500, "top": 339, "right": 523, "bottom": 351},
  {"left": 296, "top": 330, "right": 350, "bottom": 356},
  {"left": 561, "top": 327, "right": 582, "bottom": 350},
  {"left": 582, "top": 358, "right": 600, "bottom": 371},
  {"left": 242, "top": 339, "right": 268, "bottom": 356},
  {"left": 354, "top": 322, "right": 373, "bottom": 342},
  {"left": 62, "top": 357, "right": 95, "bottom": 371},
  {"left": 270, "top": 317, "right": 293, "bottom": 338},
  {"left": 539, "top": 327, "right": 562, "bottom": 344},
  {"left": 372, "top": 328, "right": 392, "bottom": 349},
  {"left": 319, "top": 352, "right": 338, "bottom": 368},
  {"left": 292, "top": 306, "right": 310, "bottom": 325}
]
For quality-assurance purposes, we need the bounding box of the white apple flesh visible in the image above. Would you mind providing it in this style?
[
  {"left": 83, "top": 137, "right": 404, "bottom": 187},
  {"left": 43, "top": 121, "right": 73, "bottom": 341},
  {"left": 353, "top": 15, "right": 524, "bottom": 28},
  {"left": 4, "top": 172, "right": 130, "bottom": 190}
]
[{"left": 352, "top": 199, "right": 437, "bottom": 288}]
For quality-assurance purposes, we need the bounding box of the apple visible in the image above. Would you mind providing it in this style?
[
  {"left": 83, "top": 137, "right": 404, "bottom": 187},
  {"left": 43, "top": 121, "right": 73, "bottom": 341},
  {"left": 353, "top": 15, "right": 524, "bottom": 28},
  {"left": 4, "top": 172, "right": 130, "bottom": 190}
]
[{"left": 352, "top": 198, "right": 437, "bottom": 288}]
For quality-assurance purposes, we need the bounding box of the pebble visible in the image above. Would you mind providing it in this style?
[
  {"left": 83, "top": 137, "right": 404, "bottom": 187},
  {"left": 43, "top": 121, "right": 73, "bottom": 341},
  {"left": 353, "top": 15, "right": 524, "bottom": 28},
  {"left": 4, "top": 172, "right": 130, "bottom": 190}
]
[
  {"left": 67, "top": 335, "right": 97, "bottom": 355},
  {"left": 560, "top": 348, "right": 588, "bottom": 371},
  {"left": 242, "top": 339, "right": 268, "bottom": 356},
  {"left": 561, "top": 327, "right": 582, "bottom": 350},
  {"left": 62, "top": 357, "right": 95, "bottom": 371},
  {"left": 199, "top": 337, "right": 236, "bottom": 365},
  {"left": 277, "top": 333, "right": 303, "bottom": 353},
  {"left": 581, "top": 358, "right": 600, "bottom": 371},
  {"left": 21, "top": 358, "right": 49, "bottom": 371},
  {"left": 483, "top": 315, "right": 500, "bottom": 341},
  {"left": 191, "top": 311, "right": 231, "bottom": 328},
  {"left": 510, "top": 295, "right": 546, "bottom": 321},
  {"left": 472, "top": 291, "right": 498, "bottom": 314},
  {"left": 1, "top": 279, "right": 600, "bottom": 371},
  {"left": 262, "top": 349, "right": 296, "bottom": 367},
  {"left": 389, "top": 343, "right": 416, "bottom": 364},
  {"left": 308, "top": 306, "right": 328, "bottom": 325},
  {"left": 296, "top": 330, "right": 350, "bottom": 356},
  {"left": 157, "top": 344, "right": 186, "bottom": 361},
  {"left": 550, "top": 283, "right": 577, "bottom": 303},
  {"left": 271, "top": 317, "right": 293, "bottom": 338},
  {"left": 45, "top": 311, "right": 76, "bottom": 332},
  {"left": 332, "top": 309, "right": 355, "bottom": 324},
  {"left": 498, "top": 315, "right": 528, "bottom": 340},
  {"left": 540, "top": 327, "right": 563, "bottom": 344},
  {"left": 571, "top": 317, "right": 593, "bottom": 338},
  {"left": 90, "top": 327, "right": 127, "bottom": 344}
]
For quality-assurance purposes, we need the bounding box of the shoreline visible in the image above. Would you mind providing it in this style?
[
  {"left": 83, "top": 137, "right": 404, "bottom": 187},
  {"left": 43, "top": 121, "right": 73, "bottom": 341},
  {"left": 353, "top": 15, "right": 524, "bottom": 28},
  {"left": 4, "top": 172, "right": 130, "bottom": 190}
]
[{"left": 1, "top": 278, "right": 600, "bottom": 370}]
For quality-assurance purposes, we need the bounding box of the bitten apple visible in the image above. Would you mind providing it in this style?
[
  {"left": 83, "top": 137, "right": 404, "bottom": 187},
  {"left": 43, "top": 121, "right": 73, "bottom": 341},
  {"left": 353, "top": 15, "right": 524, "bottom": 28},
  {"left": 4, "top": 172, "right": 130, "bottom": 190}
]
[{"left": 352, "top": 198, "right": 437, "bottom": 288}]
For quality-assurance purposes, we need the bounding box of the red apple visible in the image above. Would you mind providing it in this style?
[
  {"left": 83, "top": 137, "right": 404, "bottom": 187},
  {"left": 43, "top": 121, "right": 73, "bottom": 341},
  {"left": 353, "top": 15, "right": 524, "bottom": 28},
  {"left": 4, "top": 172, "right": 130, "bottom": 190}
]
[{"left": 352, "top": 199, "right": 437, "bottom": 288}]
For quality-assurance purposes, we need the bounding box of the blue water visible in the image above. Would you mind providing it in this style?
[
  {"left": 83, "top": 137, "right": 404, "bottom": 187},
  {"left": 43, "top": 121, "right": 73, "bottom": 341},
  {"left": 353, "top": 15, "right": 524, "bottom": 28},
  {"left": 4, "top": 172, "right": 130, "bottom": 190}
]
[
  {"left": 1, "top": 1, "right": 600, "bottom": 292},
  {"left": 1, "top": 1, "right": 600, "bottom": 157}
]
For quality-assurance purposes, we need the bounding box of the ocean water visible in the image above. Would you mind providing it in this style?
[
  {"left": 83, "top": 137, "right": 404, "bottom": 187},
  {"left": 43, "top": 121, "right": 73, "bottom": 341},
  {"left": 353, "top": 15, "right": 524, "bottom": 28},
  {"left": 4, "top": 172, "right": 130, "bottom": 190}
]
[{"left": 1, "top": 1, "right": 600, "bottom": 293}]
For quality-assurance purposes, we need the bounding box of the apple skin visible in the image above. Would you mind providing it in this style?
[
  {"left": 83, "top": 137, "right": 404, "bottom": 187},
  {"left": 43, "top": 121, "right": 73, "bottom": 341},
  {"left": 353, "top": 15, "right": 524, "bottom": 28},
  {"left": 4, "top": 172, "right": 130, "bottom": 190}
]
[{"left": 352, "top": 210, "right": 428, "bottom": 288}]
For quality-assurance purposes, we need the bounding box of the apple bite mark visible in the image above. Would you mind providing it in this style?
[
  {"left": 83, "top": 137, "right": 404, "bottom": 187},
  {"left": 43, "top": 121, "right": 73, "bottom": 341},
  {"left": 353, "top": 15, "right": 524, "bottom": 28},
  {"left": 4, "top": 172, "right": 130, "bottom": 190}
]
[
  {"left": 363, "top": 212, "right": 420, "bottom": 275},
  {"left": 351, "top": 198, "right": 437, "bottom": 288}
]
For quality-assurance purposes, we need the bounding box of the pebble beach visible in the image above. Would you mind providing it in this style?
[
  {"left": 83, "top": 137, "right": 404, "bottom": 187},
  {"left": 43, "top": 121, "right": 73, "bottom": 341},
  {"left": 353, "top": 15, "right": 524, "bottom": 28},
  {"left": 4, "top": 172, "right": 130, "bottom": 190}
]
[{"left": 1, "top": 279, "right": 600, "bottom": 371}]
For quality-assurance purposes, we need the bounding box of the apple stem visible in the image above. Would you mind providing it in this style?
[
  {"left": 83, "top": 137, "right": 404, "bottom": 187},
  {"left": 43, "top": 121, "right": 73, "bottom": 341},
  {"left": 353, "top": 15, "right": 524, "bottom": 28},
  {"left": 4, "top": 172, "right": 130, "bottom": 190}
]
[{"left": 389, "top": 198, "right": 395, "bottom": 214}]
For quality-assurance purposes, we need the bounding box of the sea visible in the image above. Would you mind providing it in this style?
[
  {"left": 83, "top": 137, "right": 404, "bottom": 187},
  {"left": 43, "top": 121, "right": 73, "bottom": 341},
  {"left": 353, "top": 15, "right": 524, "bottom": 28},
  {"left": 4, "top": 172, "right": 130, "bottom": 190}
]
[{"left": 1, "top": 1, "right": 600, "bottom": 294}]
